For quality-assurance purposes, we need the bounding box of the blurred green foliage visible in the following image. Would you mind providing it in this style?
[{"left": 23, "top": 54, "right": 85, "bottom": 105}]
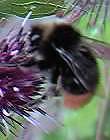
[{"left": 0, "top": 0, "right": 64, "bottom": 18}]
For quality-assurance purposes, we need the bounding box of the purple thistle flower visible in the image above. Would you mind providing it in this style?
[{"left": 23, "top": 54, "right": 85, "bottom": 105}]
[
  {"left": 0, "top": 66, "right": 46, "bottom": 135},
  {"left": 0, "top": 12, "right": 51, "bottom": 135}
]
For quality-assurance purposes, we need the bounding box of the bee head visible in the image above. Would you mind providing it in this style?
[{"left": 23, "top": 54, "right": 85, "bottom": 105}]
[{"left": 30, "top": 22, "right": 81, "bottom": 50}]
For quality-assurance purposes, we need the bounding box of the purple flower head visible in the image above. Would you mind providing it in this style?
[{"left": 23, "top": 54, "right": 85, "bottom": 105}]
[
  {"left": 0, "top": 66, "right": 43, "bottom": 106},
  {"left": 0, "top": 12, "right": 48, "bottom": 135},
  {"left": 0, "top": 66, "right": 45, "bottom": 135}
]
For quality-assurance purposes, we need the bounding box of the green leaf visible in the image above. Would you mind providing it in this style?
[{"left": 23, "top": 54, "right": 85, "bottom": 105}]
[{"left": 0, "top": 0, "right": 64, "bottom": 18}]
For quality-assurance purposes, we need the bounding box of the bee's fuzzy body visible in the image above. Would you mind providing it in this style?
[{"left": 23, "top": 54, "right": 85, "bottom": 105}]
[{"left": 27, "top": 21, "right": 99, "bottom": 97}]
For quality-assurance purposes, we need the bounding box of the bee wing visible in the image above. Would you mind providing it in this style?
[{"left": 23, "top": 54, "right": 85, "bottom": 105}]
[
  {"left": 52, "top": 43, "right": 92, "bottom": 91},
  {"left": 81, "top": 36, "right": 110, "bottom": 60},
  {"left": 53, "top": 37, "right": 110, "bottom": 93}
]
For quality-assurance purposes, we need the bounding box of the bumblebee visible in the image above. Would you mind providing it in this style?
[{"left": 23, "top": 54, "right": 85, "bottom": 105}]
[{"left": 24, "top": 21, "right": 99, "bottom": 108}]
